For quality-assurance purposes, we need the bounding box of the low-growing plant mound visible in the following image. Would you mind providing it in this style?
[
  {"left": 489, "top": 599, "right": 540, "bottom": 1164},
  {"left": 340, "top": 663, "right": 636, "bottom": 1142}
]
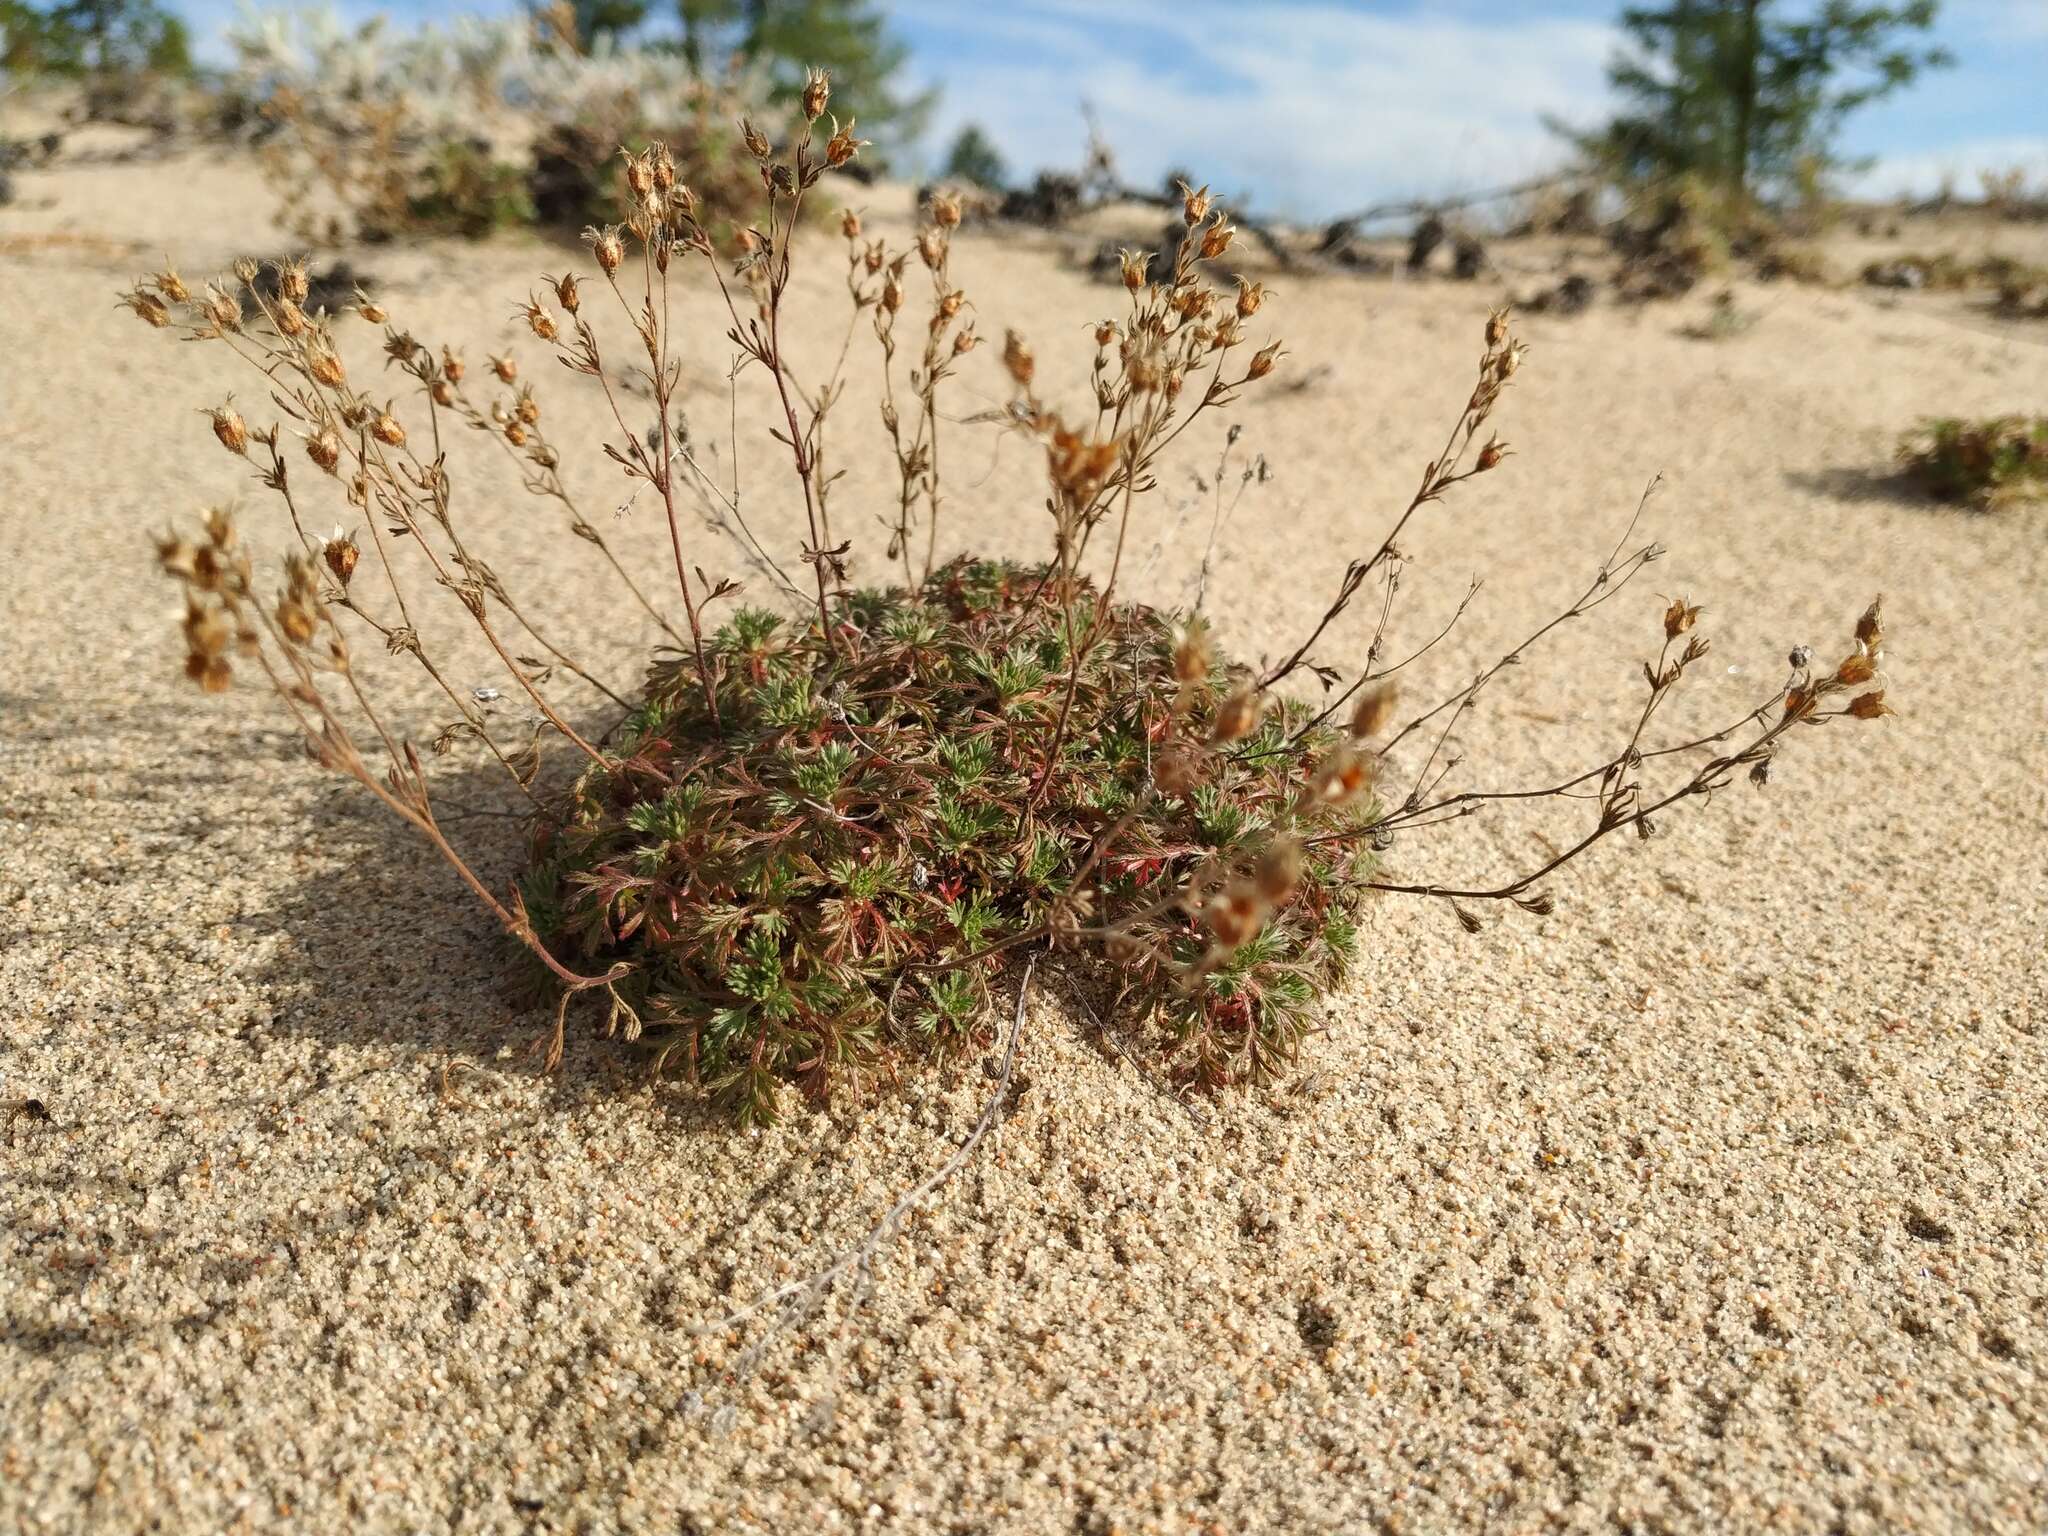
[
  {"left": 133, "top": 73, "right": 1896, "bottom": 1121},
  {"left": 1898, "top": 416, "right": 2048, "bottom": 509},
  {"left": 530, "top": 566, "right": 1373, "bottom": 1119}
]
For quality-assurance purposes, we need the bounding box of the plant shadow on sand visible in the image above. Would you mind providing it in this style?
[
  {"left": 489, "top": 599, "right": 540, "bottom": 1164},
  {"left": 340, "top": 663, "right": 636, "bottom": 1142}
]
[{"left": 1781, "top": 463, "right": 1946, "bottom": 509}]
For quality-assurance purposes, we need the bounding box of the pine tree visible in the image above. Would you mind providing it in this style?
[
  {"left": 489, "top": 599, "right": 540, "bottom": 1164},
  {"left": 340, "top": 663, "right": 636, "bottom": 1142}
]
[
  {"left": 1576, "top": 1, "right": 1950, "bottom": 198},
  {"left": 678, "top": 0, "right": 932, "bottom": 151},
  {"left": 941, "top": 124, "right": 1008, "bottom": 190}
]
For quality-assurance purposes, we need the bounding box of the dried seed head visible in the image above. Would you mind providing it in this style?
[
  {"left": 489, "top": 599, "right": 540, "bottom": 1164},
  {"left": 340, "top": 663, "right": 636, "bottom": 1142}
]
[
  {"left": 1497, "top": 339, "right": 1528, "bottom": 380},
  {"left": 1834, "top": 649, "right": 1877, "bottom": 686},
  {"left": 505, "top": 421, "right": 527, "bottom": 447},
  {"left": 1094, "top": 319, "right": 1118, "bottom": 348},
  {"left": 306, "top": 338, "right": 345, "bottom": 388},
  {"left": 1475, "top": 434, "right": 1510, "bottom": 473},
  {"left": 1348, "top": 682, "right": 1398, "bottom": 739},
  {"left": 516, "top": 389, "right": 540, "bottom": 425},
  {"left": 1178, "top": 179, "right": 1211, "bottom": 226},
  {"left": 322, "top": 525, "right": 359, "bottom": 585},
  {"left": 801, "top": 66, "right": 830, "bottom": 122},
  {"left": 1003, "top": 330, "right": 1035, "bottom": 389},
  {"left": 121, "top": 288, "right": 171, "bottom": 327},
  {"left": 1855, "top": 595, "right": 1884, "bottom": 652},
  {"left": 841, "top": 209, "right": 862, "bottom": 241},
  {"left": 1246, "top": 340, "right": 1285, "bottom": 380},
  {"left": 520, "top": 297, "right": 559, "bottom": 343},
  {"left": 952, "top": 326, "right": 979, "bottom": 356},
  {"left": 274, "top": 298, "right": 306, "bottom": 337},
  {"left": 492, "top": 354, "right": 518, "bottom": 384},
  {"left": 440, "top": 346, "right": 465, "bottom": 383},
  {"left": 1663, "top": 597, "right": 1702, "bottom": 639},
  {"left": 863, "top": 240, "right": 886, "bottom": 275},
  {"left": 431, "top": 379, "right": 454, "bottom": 407},
  {"left": 306, "top": 427, "right": 341, "bottom": 474},
  {"left": 1847, "top": 689, "right": 1894, "bottom": 720},
  {"left": 623, "top": 150, "right": 654, "bottom": 196},
  {"left": 1312, "top": 747, "right": 1372, "bottom": 803},
  {"left": 880, "top": 272, "right": 904, "bottom": 314},
  {"left": 824, "top": 117, "right": 866, "bottom": 168},
  {"left": 930, "top": 190, "right": 962, "bottom": 229},
  {"left": 648, "top": 142, "right": 676, "bottom": 193},
  {"left": 1199, "top": 218, "right": 1236, "bottom": 261},
  {"left": 356, "top": 295, "right": 387, "bottom": 324},
  {"left": 1234, "top": 278, "right": 1266, "bottom": 318},
  {"left": 550, "top": 272, "right": 580, "bottom": 314},
  {"left": 1047, "top": 425, "right": 1121, "bottom": 500},
  {"left": 233, "top": 256, "right": 260, "bottom": 286},
  {"left": 371, "top": 411, "right": 406, "bottom": 447},
  {"left": 917, "top": 226, "right": 945, "bottom": 269},
  {"left": 1209, "top": 685, "right": 1264, "bottom": 744},
  {"left": 740, "top": 119, "right": 772, "bottom": 160},
  {"left": 1255, "top": 838, "right": 1303, "bottom": 904},
  {"left": 1173, "top": 623, "right": 1212, "bottom": 685},
  {"left": 273, "top": 257, "right": 310, "bottom": 305},
  {"left": 1118, "top": 247, "right": 1151, "bottom": 292},
  {"left": 209, "top": 401, "right": 249, "bottom": 456},
  {"left": 1205, "top": 882, "right": 1266, "bottom": 950},
  {"left": 186, "top": 651, "right": 232, "bottom": 693},
  {"left": 201, "top": 283, "right": 242, "bottom": 333},
  {"left": 1485, "top": 306, "right": 1510, "bottom": 349},
  {"left": 584, "top": 224, "right": 625, "bottom": 275},
  {"left": 153, "top": 266, "right": 190, "bottom": 303}
]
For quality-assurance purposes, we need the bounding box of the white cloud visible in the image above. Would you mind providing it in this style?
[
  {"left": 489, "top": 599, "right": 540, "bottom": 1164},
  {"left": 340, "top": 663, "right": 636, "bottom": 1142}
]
[{"left": 899, "top": 0, "right": 1618, "bottom": 218}]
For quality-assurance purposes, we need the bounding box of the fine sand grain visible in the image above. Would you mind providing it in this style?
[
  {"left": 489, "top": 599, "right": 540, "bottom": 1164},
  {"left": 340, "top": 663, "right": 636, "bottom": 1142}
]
[{"left": 4, "top": 132, "right": 2046, "bottom": 1534}]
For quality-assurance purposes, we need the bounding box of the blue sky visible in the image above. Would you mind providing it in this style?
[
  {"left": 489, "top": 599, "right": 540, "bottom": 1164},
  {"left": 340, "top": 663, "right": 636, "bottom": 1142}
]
[{"left": 170, "top": 0, "right": 2048, "bottom": 216}]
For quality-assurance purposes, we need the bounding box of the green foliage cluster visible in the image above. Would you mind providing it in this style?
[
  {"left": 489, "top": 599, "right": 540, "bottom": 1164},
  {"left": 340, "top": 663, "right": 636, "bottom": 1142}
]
[
  {"left": 524, "top": 562, "right": 1376, "bottom": 1124},
  {"left": 1898, "top": 416, "right": 2048, "bottom": 508},
  {"left": 0, "top": 0, "right": 189, "bottom": 78},
  {"left": 1569, "top": 0, "right": 1948, "bottom": 200}
]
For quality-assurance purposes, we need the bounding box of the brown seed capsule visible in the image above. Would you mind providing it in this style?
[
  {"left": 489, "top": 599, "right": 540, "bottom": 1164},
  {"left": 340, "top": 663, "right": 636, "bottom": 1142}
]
[
  {"left": 1486, "top": 306, "right": 1510, "bottom": 348},
  {"left": 1199, "top": 219, "right": 1236, "bottom": 261},
  {"left": 306, "top": 427, "right": 341, "bottom": 473},
  {"left": 1234, "top": 278, "right": 1266, "bottom": 318},
  {"left": 154, "top": 267, "right": 190, "bottom": 303},
  {"left": 233, "top": 256, "right": 260, "bottom": 286},
  {"left": 440, "top": 346, "right": 465, "bottom": 383},
  {"left": 551, "top": 272, "right": 580, "bottom": 314},
  {"left": 800, "top": 67, "right": 830, "bottom": 122},
  {"left": 1094, "top": 319, "right": 1118, "bottom": 348},
  {"left": 121, "top": 289, "right": 171, "bottom": 327},
  {"left": 431, "top": 379, "right": 454, "bottom": 407},
  {"left": 1834, "top": 650, "right": 1876, "bottom": 686},
  {"left": 1178, "top": 179, "right": 1211, "bottom": 226},
  {"left": 1246, "top": 340, "right": 1284, "bottom": 380},
  {"left": 880, "top": 273, "right": 904, "bottom": 314},
  {"left": 1003, "top": 330, "right": 1035, "bottom": 389},
  {"left": 516, "top": 391, "right": 540, "bottom": 426},
  {"left": 584, "top": 224, "right": 625, "bottom": 275},
  {"left": 210, "top": 403, "right": 250, "bottom": 456},
  {"left": 952, "top": 327, "right": 979, "bottom": 356},
  {"left": 187, "top": 652, "right": 232, "bottom": 693},
  {"left": 322, "top": 527, "right": 359, "bottom": 585},
  {"left": 917, "top": 227, "right": 945, "bottom": 269},
  {"left": 1855, "top": 595, "right": 1884, "bottom": 652},
  {"left": 491, "top": 355, "right": 518, "bottom": 384},
  {"left": 520, "top": 298, "right": 558, "bottom": 343},
  {"left": 1173, "top": 625, "right": 1212, "bottom": 685},
  {"left": 505, "top": 421, "right": 527, "bottom": 447},
  {"left": 1847, "top": 689, "right": 1894, "bottom": 720},
  {"left": 357, "top": 298, "right": 387, "bottom": 324},
  {"left": 1312, "top": 747, "right": 1371, "bottom": 803},
  {"left": 1255, "top": 839, "right": 1303, "bottom": 904},
  {"left": 824, "top": 117, "right": 865, "bottom": 167},
  {"left": 274, "top": 257, "right": 310, "bottom": 305},
  {"left": 1205, "top": 882, "right": 1266, "bottom": 950},
  {"left": 1475, "top": 434, "right": 1509, "bottom": 472},
  {"left": 1209, "top": 686, "right": 1264, "bottom": 745},
  {"left": 841, "top": 208, "right": 862, "bottom": 241},
  {"left": 623, "top": 150, "right": 653, "bottom": 196},
  {"left": 1663, "top": 597, "right": 1701, "bottom": 639},
  {"left": 274, "top": 298, "right": 307, "bottom": 337},
  {"left": 306, "top": 339, "right": 345, "bottom": 387},
  {"left": 370, "top": 412, "right": 406, "bottom": 448},
  {"left": 1118, "top": 248, "right": 1150, "bottom": 292},
  {"left": 1348, "top": 682, "right": 1398, "bottom": 739},
  {"left": 931, "top": 190, "right": 961, "bottom": 229}
]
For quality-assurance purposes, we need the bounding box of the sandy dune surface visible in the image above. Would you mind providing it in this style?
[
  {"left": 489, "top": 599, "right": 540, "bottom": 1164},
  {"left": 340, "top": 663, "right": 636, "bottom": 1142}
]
[{"left": 4, "top": 130, "right": 2046, "bottom": 1535}]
